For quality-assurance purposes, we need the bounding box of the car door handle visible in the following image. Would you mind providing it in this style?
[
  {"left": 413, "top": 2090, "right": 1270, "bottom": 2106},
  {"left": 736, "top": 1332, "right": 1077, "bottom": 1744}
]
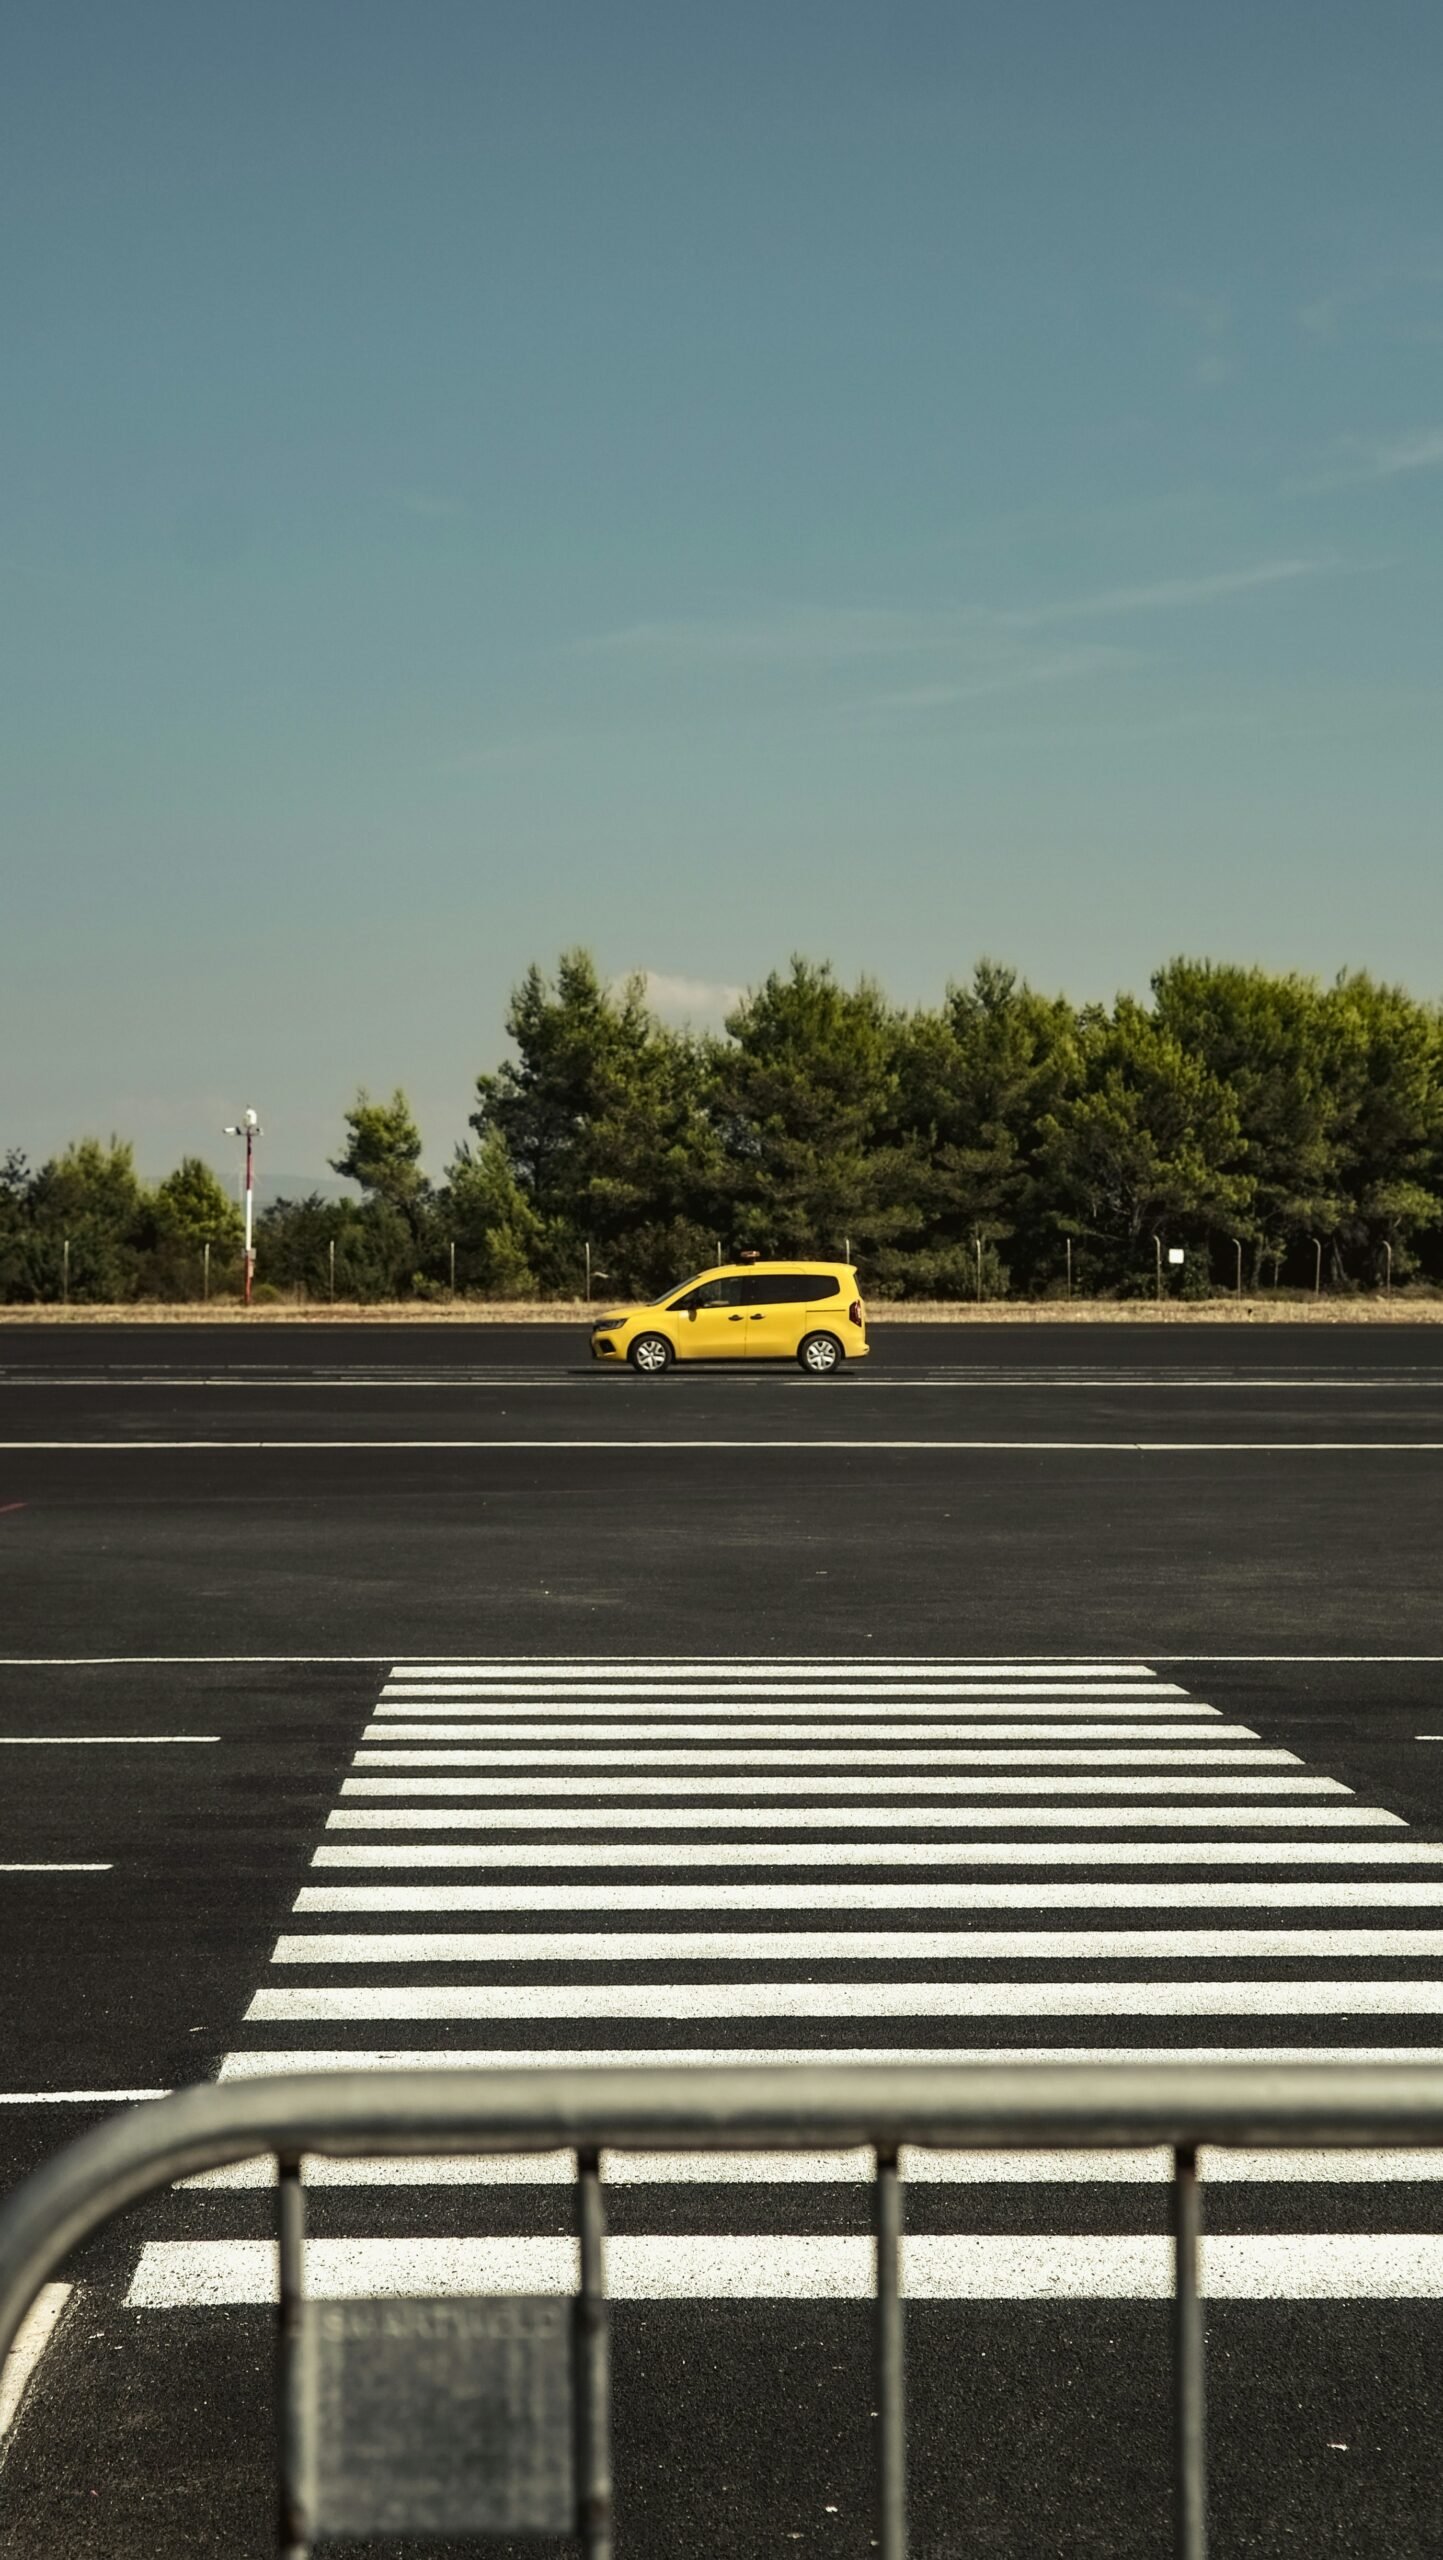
[{"left": 728, "top": 1313, "right": 743, "bottom": 1322}]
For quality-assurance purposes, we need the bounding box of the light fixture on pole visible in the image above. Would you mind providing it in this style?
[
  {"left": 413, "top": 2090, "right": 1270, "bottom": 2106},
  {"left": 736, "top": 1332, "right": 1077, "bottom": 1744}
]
[{"left": 222, "top": 1108, "right": 262, "bottom": 1306}]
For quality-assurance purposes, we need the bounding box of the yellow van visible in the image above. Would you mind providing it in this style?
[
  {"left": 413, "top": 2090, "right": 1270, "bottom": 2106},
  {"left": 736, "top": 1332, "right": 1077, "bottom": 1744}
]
[{"left": 590, "top": 1260, "right": 868, "bottom": 1375}]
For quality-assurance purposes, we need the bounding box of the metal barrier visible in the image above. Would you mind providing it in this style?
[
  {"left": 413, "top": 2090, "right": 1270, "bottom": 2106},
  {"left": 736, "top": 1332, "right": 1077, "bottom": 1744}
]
[{"left": 5, "top": 2061, "right": 1443, "bottom": 2557}]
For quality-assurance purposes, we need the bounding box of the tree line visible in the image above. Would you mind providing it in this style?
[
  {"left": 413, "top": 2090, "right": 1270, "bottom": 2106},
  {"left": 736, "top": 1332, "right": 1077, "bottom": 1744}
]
[{"left": 4, "top": 951, "right": 1442, "bottom": 1303}]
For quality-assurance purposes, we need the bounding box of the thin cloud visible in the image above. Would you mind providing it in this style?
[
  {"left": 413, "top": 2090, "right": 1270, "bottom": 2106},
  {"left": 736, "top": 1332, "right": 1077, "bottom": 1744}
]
[
  {"left": 577, "top": 608, "right": 949, "bottom": 664},
  {"left": 1159, "top": 287, "right": 1237, "bottom": 390},
  {"left": 1005, "top": 559, "right": 1325, "bottom": 627},
  {"left": 401, "top": 491, "right": 467, "bottom": 519},
  {"left": 1298, "top": 295, "right": 1345, "bottom": 344},
  {"left": 578, "top": 562, "right": 1321, "bottom": 671},
  {"left": 1296, "top": 257, "right": 1443, "bottom": 347},
  {"left": 866, "top": 645, "right": 1138, "bottom": 716},
  {"left": 1294, "top": 430, "right": 1443, "bottom": 492}
]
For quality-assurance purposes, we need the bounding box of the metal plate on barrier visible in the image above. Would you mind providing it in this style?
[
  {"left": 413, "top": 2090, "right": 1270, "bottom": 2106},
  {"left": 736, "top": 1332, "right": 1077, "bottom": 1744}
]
[{"left": 295, "top": 2295, "right": 576, "bottom": 2539}]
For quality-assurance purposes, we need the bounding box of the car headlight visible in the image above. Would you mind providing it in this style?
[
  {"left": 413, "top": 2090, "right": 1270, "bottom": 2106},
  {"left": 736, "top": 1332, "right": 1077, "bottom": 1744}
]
[{"left": 591, "top": 1318, "right": 624, "bottom": 1332}]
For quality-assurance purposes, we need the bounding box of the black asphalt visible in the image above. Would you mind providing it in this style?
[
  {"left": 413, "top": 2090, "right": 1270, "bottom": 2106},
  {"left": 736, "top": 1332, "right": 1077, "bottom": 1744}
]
[
  {"left": 3, "top": 1324, "right": 1443, "bottom": 2556},
  {"left": 4, "top": 1316, "right": 1443, "bottom": 1375}
]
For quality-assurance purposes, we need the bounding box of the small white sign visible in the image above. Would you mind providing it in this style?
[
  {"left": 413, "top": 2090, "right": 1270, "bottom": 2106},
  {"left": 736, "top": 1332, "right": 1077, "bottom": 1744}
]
[{"left": 1167, "top": 1247, "right": 1186, "bottom": 1265}]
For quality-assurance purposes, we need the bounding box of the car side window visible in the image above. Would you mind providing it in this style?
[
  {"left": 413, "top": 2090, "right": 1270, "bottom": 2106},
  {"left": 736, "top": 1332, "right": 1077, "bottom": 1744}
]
[{"left": 671, "top": 1278, "right": 742, "bottom": 1310}]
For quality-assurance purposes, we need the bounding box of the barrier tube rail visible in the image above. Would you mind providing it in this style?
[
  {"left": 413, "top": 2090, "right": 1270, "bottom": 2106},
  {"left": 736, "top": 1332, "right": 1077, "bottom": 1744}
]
[{"left": 6, "top": 2062, "right": 1443, "bottom": 2557}]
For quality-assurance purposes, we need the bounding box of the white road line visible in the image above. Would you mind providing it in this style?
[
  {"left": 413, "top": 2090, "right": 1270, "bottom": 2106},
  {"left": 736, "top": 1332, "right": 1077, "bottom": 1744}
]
[
  {"left": 121, "top": 2233, "right": 1443, "bottom": 2304},
  {"left": 339, "top": 1775, "right": 1342, "bottom": 1798},
  {"left": 315, "top": 1835, "right": 1424, "bottom": 1862},
  {"left": 0, "top": 1735, "right": 219, "bottom": 1745},
  {"left": 0, "top": 2285, "right": 72, "bottom": 2439},
  {"left": 17, "top": 1436, "right": 1439, "bottom": 1451},
  {"left": 4, "top": 1653, "right": 1442, "bottom": 1663},
  {"left": 368, "top": 1714, "right": 1230, "bottom": 1732},
  {"left": 21, "top": 1372, "right": 1424, "bottom": 1393},
  {"left": 269, "top": 1927, "right": 1443, "bottom": 1963},
  {"left": 181, "top": 2154, "right": 582, "bottom": 2189},
  {"left": 383, "top": 1683, "right": 1184, "bottom": 1699},
  {"left": 243, "top": 1981, "right": 1443, "bottom": 2021},
  {"left": 382, "top": 1671, "right": 1179, "bottom": 1686},
  {"left": 326, "top": 1806, "right": 1398, "bottom": 1829},
  {"left": 293, "top": 1880, "right": 1443, "bottom": 1910},
  {"left": 174, "top": 2147, "right": 1443, "bottom": 2188},
  {"left": 389, "top": 1662, "right": 1164, "bottom": 1675},
  {"left": 351, "top": 1746, "right": 1291, "bottom": 1769},
  {"left": 0, "top": 2089, "right": 169, "bottom": 2104},
  {"left": 219, "top": 2045, "right": 1443, "bottom": 2075},
  {"left": 0, "top": 1863, "right": 112, "bottom": 1872}
]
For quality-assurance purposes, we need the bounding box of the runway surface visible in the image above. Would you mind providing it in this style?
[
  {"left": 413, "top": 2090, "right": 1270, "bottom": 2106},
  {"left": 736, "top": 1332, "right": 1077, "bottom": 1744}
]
[{"left": 2, "top": 1322, "right": 1443, "bottom": 2554}]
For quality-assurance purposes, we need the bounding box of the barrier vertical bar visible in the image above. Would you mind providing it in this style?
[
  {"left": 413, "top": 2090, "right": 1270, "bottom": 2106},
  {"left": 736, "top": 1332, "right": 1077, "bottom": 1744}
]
[
  {"left": 874, "top": 2142, "right": 907, "bottom": 2560},
  {"left": 275, "top": 2151, "right": 310, "bottom": 2560},
  {"left": 576, "top": 2145, "right": 613, "bottom": 2560},
  {"left": 1172, "top": 2142, "right": 1207, "bottom": 2560}
]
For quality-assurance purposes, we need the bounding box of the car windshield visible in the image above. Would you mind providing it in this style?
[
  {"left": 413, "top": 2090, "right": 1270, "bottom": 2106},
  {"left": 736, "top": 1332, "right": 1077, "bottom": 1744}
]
[{"left": 653, "top": 1272, "right": 711, "bottom": 1303}]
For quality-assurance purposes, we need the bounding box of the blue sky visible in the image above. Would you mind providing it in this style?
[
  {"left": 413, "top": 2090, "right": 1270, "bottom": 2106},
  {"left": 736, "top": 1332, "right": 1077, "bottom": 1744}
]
[{"left": 3, "top": 0, "right": 1441, "bottom": 1177}]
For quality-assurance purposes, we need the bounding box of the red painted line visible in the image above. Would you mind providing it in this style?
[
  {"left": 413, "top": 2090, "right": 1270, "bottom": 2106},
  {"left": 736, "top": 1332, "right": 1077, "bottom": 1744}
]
[{"left": 0, "top": 1503, "right": 25, "bottom": 1515}]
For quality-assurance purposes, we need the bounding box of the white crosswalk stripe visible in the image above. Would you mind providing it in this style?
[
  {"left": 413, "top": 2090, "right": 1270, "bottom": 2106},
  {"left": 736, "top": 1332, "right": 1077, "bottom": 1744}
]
[{"left": 127, "top": 1660, "right": 1443, "bottom": 2304}]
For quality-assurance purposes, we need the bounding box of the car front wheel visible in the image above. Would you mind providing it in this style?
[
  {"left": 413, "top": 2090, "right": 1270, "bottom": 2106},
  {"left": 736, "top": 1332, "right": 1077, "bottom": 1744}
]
[
  {"left": 798, "top": 1331, "right": 843, "bottom": 1376},
  {"left": 628, "top": 1332, "right": 674, "bottom": 1374}
]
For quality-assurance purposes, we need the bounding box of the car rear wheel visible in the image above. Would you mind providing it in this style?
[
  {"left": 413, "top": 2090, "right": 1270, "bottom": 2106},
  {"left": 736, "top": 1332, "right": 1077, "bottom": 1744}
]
[
  {"left": 798, "top": 1331, "right": 843, "bottom": 1375},
  {"left": 628, "top": 1332, "right": 674, "bottom": 1374}
]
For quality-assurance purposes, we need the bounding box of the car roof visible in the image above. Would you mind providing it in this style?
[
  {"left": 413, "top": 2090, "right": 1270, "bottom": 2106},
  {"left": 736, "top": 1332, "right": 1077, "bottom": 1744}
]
[{"left": 717, "top": 1259, "right": 852, "bottom": 1272}]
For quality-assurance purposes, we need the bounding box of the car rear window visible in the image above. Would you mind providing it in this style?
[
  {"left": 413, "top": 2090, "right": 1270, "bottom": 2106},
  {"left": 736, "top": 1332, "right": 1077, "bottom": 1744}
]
[{"left": 737, "top": 1273, "right": 840, "bottom": 1304}]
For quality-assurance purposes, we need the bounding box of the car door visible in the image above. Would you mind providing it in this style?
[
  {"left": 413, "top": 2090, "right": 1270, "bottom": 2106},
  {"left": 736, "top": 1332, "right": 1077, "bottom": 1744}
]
[
  {"left": 668, "top": 1275, "right": 749, "bottom": 1359},
  {"left": 738, "top": 1273, "right": 803, "bottom": 1358}
]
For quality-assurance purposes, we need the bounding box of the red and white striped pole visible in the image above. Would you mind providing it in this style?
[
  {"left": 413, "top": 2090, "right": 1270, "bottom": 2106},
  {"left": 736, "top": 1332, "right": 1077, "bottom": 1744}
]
[{"left": 223, "top": 1109, "right": 262, "bottom": 1306}]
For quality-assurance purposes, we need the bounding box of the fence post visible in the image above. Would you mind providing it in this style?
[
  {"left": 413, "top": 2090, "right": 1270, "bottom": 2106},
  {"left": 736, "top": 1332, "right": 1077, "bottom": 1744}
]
[
  {"left": 1310, "top": 1235, "right": 1322, "bottom": 1297},
  {"left": 61, "top": 1237, "right": 69, "bottom": 1306},
  {"left": 203, "top": 1241, "right": 210, "bottom": 1303},
  {"left": 1172, "top": 2142, "right": 1208, "bottom": 2560},
  {"left": 873, "top": 2143, "right": 907, "bottom": 2560},
  {"left": 275, "top": 2152, "right": 309, "bottom": 2558},
  {"left": 328, "top": 1239, "right": 335, "bottom": 1303},
  {"left": 1153, "top": 1233, "right": 1163, "bottom": 1303},
  {"left": 575, "top": 2146, "right": 612, "bottom": 2560},
  {"left": 1065, "top": 1237, "right": 1072, "bottom": 1301}
]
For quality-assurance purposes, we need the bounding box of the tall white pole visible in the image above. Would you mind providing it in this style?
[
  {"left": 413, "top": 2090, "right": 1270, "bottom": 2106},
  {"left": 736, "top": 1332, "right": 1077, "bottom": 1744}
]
[
  {"left": 223, "top": 1111, "right": 262, "bottom": 1309},
  {"left": 243, "top": 1119, "right": 255, "bottom": 1305}
]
